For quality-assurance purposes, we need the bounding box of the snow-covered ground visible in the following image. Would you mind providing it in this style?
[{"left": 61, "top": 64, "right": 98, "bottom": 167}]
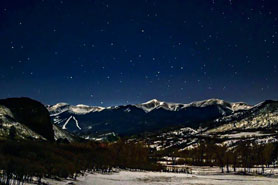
[{"left": 35, "top": 169, "right": 278, "bottom": 185}]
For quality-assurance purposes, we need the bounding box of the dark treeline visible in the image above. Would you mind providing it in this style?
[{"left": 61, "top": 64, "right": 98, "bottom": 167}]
[
  {"left": 1, "top": 138, "right": 277, "bottom": 185},
  {"left": 0, "top": 139, "right": 162, "bottom": 185},
  {"left": 167, "top": 140, "right": 278, "bottom": 174}
]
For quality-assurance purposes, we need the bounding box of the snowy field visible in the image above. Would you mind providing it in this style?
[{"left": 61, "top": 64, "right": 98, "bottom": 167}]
[{"left": 39, "top": 170, "right": 278, "bottom": 185}]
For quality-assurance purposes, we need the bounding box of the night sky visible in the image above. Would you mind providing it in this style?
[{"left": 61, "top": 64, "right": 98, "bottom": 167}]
[{"left": 0, "top": 0, "right": 278, "bottom": 106}]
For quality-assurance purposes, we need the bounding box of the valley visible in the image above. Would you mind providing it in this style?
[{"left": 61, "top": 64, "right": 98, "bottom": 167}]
[{"left": 0, "top": 97, "right": 278, "bottom": 185}]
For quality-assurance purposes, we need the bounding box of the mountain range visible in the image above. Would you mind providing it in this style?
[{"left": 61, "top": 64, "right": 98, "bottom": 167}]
[
  {"left": 1, "top": 97, "right": 277, "bottom": 149},
  {"left": 47, "top": 98, "right": 253, "bottom": 137}
]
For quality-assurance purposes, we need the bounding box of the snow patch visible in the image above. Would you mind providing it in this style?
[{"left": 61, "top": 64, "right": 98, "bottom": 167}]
[{"left": 62, "top": 116, "right": 81, "bottom": 130}]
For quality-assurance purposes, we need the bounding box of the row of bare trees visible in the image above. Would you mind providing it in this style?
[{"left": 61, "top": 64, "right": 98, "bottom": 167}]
[
  {"left": 0, "top": 139, "right": 161, "bottom": 185},
  {"left": 172, "top": 140, "right": 277, "bottom": 174}
]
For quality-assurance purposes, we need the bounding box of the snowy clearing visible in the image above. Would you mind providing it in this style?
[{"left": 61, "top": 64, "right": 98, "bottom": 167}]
[{"left": 36, "top": 170, "right": 278, "bottom": 185}]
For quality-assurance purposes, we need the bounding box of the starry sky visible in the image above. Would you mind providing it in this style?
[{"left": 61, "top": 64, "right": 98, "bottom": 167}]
[{"left": 0, "top": 0, "right": 278, "bottom": 106}]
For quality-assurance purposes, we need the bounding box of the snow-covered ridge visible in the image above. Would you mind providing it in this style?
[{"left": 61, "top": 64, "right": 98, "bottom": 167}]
[
  {"left": 47, "top": 103, "right": 105, "bottom": 116},
  {"left": 135, "top": 98, "right": 252, "bottom": 113},
  {"left": 186, "top": 99, "right": 252, "bottom": 111},
  {"left": 188, "top": 98, "right": 228, "bottom": 107}
]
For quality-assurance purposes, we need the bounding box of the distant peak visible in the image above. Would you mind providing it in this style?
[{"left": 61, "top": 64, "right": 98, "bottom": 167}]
[
  {"left": 51, "top": 102, "right": 69, "bottom": 108},
  {"left": 204, "top": 98, "right": 225, "bottom": 103},
  {"left": 54, "top": 102, "right": 69, "bottom": 105},
  {"left": 137, "top": 99, "right": 182, "bottom": 113},
  {"left": 76, "top": 104, "right": 90, "bottom": 107},
  {"left": 143, "top": 99, "right": 162, "bottom": 104}
]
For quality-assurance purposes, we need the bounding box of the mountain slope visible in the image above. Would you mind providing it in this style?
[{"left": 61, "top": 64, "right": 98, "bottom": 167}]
[
  {"left": 206, "top": 100, "right": 278, "bottom": 134},
  {"left": 0, "top": 97, "right": 55, "bottom": 141},
  {"left": 53, "top": 124, "right": 82, "bottom": 143},
  {"left": 0, "top": 104, "right": 46, "bottom": 140},
  {"left": 0, "top": 97, "right": 79, "bottom": 142}
]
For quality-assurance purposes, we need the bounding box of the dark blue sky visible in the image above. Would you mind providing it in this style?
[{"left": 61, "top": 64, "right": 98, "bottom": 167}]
[{"left": 0, "top": 0, "right": 278, "bottom": 106}]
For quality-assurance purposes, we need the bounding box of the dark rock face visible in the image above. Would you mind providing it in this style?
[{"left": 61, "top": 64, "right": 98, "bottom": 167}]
[{"left": 0, "top": 97, "right": 54, "bottom": 141}]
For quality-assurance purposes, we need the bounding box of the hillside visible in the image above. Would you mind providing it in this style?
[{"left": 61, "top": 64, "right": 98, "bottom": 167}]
[
  {"left": 141, "top": 100, "right": 278, "bottom": 151},
  {"left": 0, "top": 97, "right": 77, "bottom": 142}
]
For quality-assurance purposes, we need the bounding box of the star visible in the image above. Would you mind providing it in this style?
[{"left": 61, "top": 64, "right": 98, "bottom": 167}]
[{"left": 0, "top": 0, "right": 277, "bottom": 106}]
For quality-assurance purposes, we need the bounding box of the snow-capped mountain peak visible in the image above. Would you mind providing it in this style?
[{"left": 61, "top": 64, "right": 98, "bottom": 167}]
[
  {"left": 136, "top": 99, "right": 182, "bottom": 112},
  {"left": 48, "top": 102, "right": 69, "bottom": 112},
  {"left": 142, "top": 99, "right": 163, "bottom": 105},
  {"left": 76, "top": 104, "right": 90, "bottom": 108}
]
